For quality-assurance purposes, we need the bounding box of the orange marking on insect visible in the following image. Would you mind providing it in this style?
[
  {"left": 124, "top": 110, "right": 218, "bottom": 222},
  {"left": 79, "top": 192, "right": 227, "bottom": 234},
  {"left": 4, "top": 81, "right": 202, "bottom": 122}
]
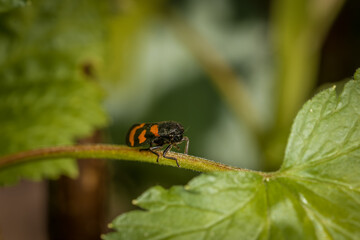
[
  {"left": 129, "top": 123, "right": 145, "bottom": 146},
  {"left": 138, "top": 129, "right": 147, "bottom": 144},
  {"left": 150, "top": 124, "right": 160, "bottom": 137}
]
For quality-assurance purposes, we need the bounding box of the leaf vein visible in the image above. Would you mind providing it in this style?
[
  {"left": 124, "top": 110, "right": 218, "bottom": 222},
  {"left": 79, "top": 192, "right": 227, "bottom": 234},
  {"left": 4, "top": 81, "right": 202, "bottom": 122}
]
[
  {"left": 282, "top": 175, "right": 360, "bottom": 194},
  {"left": 284, "top": 144, "right": 360, "bottom": 174},
  {"left": 297, "top": 92, "right": 334, "bottom": 162},
  {"left": 149, "top": 185, "right": 263, "bottom": 240},
  {"left": 276, "top": 179, "right": 334, "bottom": 240}
]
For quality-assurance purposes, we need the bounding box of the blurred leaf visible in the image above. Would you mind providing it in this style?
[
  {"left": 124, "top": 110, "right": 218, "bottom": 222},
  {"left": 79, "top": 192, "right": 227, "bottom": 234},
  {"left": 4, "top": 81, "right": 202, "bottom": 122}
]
[
  {"left": 0, "top": 0, "right": 28, "bottom": 12},
  {"left": 0, "top": 0, "right": 107, "bottom": 186},
  {"left": 105, "top": 77, "right": 360, "bottom": 239}
]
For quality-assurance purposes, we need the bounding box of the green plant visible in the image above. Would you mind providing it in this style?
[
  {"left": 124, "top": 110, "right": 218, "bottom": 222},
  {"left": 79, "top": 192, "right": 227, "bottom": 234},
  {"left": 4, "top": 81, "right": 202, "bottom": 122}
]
[
  {"left": 1, "top": 71, "right": 360, "bottom": 239},
  {"left": 105, "top": 74, "right": 360, "bottom": 239},
  {"left": 0, "top": 0, "right": 107, "bottom": 185},
  {"left": 1, "top": 0, "right": 359, "bottom": 239}
]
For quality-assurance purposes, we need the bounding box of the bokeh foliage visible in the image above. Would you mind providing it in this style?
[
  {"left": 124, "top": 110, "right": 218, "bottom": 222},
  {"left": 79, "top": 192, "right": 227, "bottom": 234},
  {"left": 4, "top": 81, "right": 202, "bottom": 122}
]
[
  {"left": 0, "top": 0, "right": 107, "bottom": 185},
  {"left": 0, "top": 0, "right": 359, "bottom": 239}
]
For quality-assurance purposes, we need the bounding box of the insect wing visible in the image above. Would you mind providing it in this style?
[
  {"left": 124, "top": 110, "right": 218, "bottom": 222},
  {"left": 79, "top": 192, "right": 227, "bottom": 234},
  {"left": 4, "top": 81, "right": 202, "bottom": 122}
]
[{"left": 126, "top": 123, "right": 148, "bottom": 147}]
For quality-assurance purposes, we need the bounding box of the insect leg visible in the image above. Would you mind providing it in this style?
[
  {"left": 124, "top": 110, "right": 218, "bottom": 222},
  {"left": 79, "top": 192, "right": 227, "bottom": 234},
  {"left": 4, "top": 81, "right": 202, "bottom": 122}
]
[
  {"left": 182, "top": 136, "right": 189, "bottom": 154},
  {"left": 162, "top": 145, "right": 180, "bottom": 167},
  {"left": 140, "top": 145, "right": 162, "bottom": 163}
]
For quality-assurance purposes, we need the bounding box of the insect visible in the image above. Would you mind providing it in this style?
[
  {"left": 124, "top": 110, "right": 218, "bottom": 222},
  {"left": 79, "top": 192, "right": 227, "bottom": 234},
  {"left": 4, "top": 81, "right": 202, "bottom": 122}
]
[{"left": 126, "top": 121, "right": 189, "bottom": 167}]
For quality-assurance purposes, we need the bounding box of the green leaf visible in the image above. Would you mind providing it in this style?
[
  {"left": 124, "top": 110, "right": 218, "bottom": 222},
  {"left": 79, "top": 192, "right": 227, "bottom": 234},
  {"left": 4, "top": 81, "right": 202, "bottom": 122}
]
[
  {"left": 0, "top": 0, "right": 28, "bottom": 12},
  {"left": 0, "top": 0, "right": 107, "bottom": 186},
  {"left": 104, "top": 76, "right": 360, "bottom": 239},
  {"left": 105, "top": 172, "right": 267, "bottom": 240}
]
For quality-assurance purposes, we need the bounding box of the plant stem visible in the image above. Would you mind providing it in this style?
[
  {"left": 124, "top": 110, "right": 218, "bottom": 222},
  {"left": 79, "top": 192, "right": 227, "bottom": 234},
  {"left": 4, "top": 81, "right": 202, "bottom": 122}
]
[
  {"left": 272, "top": 0, "right": 345, "bottom": 128},
  {"left": 0, "top": 144, "right": 259, "bottom": 173}
]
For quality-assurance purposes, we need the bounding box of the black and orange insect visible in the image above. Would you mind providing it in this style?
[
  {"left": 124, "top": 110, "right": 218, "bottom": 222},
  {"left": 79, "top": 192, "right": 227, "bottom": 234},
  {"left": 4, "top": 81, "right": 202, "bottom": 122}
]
[{"left": 126, "top": 121, "right": 189, "bottom": 167}]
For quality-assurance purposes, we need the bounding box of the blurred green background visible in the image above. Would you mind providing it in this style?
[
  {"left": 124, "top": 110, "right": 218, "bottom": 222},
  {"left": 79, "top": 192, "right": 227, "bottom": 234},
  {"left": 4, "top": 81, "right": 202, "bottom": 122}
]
[{"left": 0, "top": 0, "right": 359, "bottom": 239}]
